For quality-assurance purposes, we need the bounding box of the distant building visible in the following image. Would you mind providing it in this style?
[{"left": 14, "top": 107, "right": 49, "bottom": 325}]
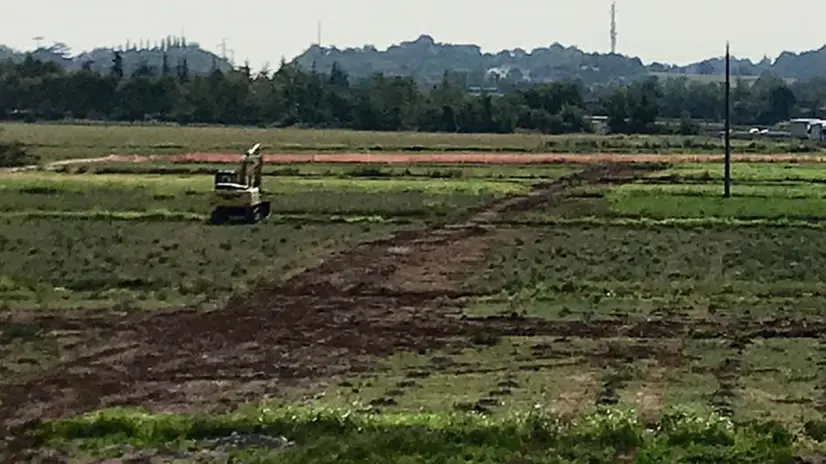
[
  {"left": 466, "top": 86, "right": 502, "bottom": 96},
  {"left": 810, "top": 121, "right": 825, "bottom": 141},
  {"left": 587, "top": 115, "right": 609, "bottom": 134}
]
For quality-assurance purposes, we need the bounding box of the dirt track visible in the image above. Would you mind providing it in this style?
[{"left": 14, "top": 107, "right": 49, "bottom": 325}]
[{"left": 80, "top": 152, "right": 826, "bottom": 165}]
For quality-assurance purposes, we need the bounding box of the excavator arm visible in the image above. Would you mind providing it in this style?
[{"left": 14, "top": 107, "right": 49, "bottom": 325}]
[
  {"left": 252, "top": 152, "right": 263, "bottom": 188},
  {"left": 240, "top": 143, "right": 262, "bottom": 187}
]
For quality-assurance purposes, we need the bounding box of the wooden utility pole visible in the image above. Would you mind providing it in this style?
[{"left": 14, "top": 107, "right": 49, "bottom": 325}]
[{"left": 724, "top": 42, "right": 731, "bottom": 198}]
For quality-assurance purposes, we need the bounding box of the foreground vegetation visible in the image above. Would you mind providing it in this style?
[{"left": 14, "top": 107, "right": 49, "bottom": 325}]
[{"left": 34, "top": 405, "right": 807, "bottom": 463}]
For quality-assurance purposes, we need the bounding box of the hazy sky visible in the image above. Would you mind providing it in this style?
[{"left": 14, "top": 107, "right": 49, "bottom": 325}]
[{"left": 3, "top": 0, "right": 823, "bottom": 71}]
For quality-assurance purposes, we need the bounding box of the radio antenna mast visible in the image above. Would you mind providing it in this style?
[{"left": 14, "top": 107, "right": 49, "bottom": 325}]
[{"left": 610, "top": 2, "right": 617, "bottom": 54}]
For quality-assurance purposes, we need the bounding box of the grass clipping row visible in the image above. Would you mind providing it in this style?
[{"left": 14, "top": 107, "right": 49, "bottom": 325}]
[{"left": 34, "top": 404, "right": 805, "bottom": 462}]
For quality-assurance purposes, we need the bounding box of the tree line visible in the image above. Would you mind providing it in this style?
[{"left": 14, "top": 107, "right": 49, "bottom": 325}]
[{"left": 2, "top": 54, "right": 826, "bottom": 134}]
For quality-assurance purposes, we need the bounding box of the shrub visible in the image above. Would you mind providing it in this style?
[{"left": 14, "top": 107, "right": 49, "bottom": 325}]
[{"left": 0, "top": 130, "right": 38, "bottom": 167}]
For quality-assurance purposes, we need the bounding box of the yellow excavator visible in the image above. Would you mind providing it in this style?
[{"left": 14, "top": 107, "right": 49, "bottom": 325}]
[{"left": 208, "top": 143, "right": 271, "bottom": 224}]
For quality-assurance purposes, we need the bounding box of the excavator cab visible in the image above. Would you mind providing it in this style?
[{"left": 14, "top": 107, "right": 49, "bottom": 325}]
[{"left": 213, "top": 170, "right": 244, "bottom": 190}]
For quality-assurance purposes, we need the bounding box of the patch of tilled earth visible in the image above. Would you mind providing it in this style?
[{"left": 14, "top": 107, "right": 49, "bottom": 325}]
[{"left": 0, "top": 163, "right": 667, "bottom": 457}]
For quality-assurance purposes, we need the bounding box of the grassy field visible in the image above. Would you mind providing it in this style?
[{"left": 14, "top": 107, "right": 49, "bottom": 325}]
[
  {"left": 0, "top": 170, "right": 543, "bottom": 309},
  {"left": 1, "top": 121, "right": 817, "bottom": 162},
  {"left": 6, "top": 133, "right": 826, "bottom": 462},
  {"left": 0, "top": 219, "right": 396, "bottom": 310},
  {"left": 0, "top": 172, "right": 526, "bottom": 219}
]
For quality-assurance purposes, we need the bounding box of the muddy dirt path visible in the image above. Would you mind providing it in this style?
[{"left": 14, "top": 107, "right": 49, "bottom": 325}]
[{"left": 0, "top": 162, "right": 662, "bottom": 457}]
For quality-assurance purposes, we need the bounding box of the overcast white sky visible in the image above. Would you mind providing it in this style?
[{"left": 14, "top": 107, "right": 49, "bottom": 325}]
[{"left": 2, "top": 0, "right": 822, "bottom": 71}]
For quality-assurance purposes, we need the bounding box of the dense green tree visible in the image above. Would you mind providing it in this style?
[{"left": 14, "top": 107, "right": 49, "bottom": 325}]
[
  {"left": 111, "top": 52, "right": 123, "bottom": 80},
  {"left": 0, "top": 57, "right": 820, "bottom": 133}
]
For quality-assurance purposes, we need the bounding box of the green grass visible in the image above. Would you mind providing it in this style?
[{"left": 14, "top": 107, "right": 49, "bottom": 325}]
[
  {"left": 652, "top": 163, "right": 826, "bottom": 183},
  {"left": 0, "top": 218, "right": 396, "bottom": 309},
  {"left": 614, "top": 182, "right": 826, "bottom": 199},
  {"left": 422, "top": 221, "right": 826, "bottom": 435},
  {"left": 465, "top": 225, "right": 826, "bottom": 303},
  {"left": 606, "top": 184, "right": 826, "bottom": 219},
  {"left": 33, "top": 404, "right": 802, "bottom": 463},
  {"left": 1, "top": 122, "right": 809, "bottom": 162},
  {"left": 506, "top": 164, "right": 826, "bottom": 220},
  {"left": 497, "top": 215, "right": 826, "bottom": 229},
  {"left": 0, "top": 166, "right": 539, "bottom": 309}
]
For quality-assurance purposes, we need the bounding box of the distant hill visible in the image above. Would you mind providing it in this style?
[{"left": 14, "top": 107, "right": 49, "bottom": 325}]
[
  {"left": 0, "top": 37, "right": 231, "bottom": 75},
  {"left": 292, "top": 34, "right": 826, "bottom": 86},
  {"left": 6, "top": 34, "right": 826, "bottom": 86}
]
